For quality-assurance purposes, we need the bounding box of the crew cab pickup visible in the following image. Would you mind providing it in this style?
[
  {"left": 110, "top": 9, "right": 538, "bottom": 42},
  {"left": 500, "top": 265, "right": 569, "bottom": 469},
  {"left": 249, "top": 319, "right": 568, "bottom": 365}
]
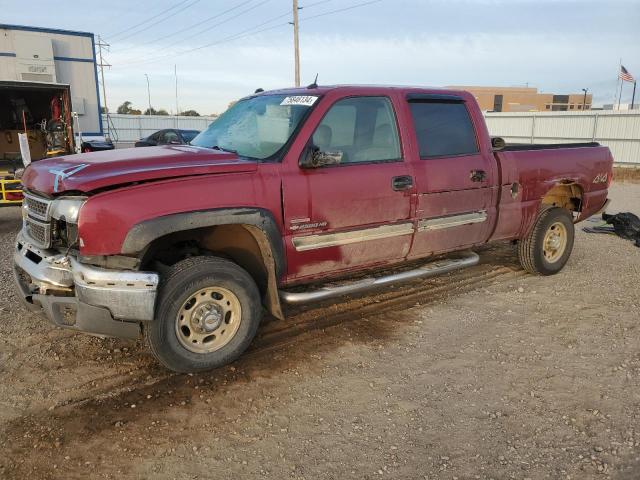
[{"left": 13, "top": 85, "right": 613, "bottom": 372}]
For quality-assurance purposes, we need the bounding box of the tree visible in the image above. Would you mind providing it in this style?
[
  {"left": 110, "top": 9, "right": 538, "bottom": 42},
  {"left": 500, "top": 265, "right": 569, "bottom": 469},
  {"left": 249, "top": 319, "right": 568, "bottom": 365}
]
[
  {"left": 116, "top": 101, "right": 141, "bottom": 115},
  {"left": 100, "top": 106, "right": 108, "bottom": 114},
  {"left": 179, "top": 109, "right": 200, "bottom": 117},
  {"left": 143, "top": 107, "right": 169, "bottom": 116},
  {"left": 116, "top": 101, "right": 132, "bottom": 114}
]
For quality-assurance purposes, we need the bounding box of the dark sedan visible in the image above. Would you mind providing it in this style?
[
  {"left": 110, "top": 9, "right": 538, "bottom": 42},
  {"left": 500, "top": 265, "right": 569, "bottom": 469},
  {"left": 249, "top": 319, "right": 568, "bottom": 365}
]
[{"left": 135, "top": 129, "right": 200, "bottom": 147}]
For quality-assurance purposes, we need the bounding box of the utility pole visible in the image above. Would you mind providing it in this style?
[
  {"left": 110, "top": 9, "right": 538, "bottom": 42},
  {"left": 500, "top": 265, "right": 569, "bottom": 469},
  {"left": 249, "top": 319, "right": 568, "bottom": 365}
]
[
  {"left": 174, "top": 64, "right": 179, "bottom": 128},
  {"left": 582, "top": 88, "right": 588, "bottom": 110},
  {"left": 96, "top": 36, "right": 111, "bottom": 138},
  {"left": 292, "top": 0, "right": 301, "bottom": 87},
  {"left": 145, "top": 74, "right": 152, "bottom": 115}
]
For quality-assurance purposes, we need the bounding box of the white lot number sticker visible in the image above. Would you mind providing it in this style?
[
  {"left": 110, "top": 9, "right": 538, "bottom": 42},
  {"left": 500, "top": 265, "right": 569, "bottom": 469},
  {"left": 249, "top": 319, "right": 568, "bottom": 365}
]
[{"left": 280, "top": 95, "right": 318, "bottom": 107}]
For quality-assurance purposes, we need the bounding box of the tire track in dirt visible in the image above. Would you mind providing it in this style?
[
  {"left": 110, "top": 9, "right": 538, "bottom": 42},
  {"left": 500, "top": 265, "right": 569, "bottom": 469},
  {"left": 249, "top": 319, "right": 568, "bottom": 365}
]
[{"left": 27, "top": 260, "right": 526, "bottom": 413}]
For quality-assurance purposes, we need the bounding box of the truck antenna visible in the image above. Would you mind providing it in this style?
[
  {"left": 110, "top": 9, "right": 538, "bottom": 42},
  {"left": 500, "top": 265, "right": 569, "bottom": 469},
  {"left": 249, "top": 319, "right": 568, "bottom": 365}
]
[{"left": 307, "top": 73, "right": 318, "bottom": 89}]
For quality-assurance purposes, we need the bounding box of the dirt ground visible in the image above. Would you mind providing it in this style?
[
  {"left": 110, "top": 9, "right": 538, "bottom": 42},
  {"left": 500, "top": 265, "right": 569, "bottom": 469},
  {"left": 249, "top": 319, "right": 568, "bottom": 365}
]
[{"left": 1, "top": 182, "right": 639, "bottom": 480}]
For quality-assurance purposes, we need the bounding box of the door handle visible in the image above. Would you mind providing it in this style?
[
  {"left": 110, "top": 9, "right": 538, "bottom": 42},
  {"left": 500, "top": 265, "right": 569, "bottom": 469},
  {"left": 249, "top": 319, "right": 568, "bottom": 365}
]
[
  {"left": 470, "top": 170, "right": 487, "bottom": 182},
  {"left": 392, "top": 175, "right": 413, "bottom": 191}
]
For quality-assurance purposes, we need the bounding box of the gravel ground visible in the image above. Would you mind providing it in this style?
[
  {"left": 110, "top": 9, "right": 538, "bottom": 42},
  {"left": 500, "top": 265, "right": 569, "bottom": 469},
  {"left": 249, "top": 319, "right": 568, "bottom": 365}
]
[{"left": 0, "top": 182, "right": 639, "bottom": 480}]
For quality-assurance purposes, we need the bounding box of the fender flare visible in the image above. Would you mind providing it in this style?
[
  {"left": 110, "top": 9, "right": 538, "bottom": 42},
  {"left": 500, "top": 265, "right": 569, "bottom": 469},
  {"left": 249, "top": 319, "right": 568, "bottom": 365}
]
[{"left": 121, "top": 208, "right": 286, "bottom": 319}]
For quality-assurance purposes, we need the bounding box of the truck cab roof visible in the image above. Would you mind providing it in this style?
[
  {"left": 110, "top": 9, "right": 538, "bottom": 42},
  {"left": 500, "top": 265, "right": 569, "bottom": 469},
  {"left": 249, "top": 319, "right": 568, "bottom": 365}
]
[{"left": 252, "top": 84, "right": 472, "bottom": 99}]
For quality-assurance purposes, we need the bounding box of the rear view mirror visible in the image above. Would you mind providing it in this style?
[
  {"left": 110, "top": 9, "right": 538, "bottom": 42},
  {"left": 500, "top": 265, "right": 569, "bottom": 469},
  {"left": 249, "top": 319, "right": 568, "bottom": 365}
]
[
  {"left": 491, "top": 137, "right": 506, "bottom": 151},
  {"left": 300, "top": 146, "right": 343, "bottom": 168}
]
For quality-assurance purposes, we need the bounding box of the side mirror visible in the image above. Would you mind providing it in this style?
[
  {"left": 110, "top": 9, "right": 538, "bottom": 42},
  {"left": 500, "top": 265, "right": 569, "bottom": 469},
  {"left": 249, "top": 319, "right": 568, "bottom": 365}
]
[
  {"left": 300, "top": 146, "right": 343, "bottom": 168},
  {"left": 491, "top": 137, "right": 506, "bottom": 151}
]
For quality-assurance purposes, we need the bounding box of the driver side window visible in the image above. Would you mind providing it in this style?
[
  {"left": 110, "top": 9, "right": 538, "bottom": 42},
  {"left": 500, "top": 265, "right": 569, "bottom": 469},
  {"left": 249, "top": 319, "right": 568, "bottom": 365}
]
[{"left": 311, "top": 96, "right": 401, "bottom": 165}]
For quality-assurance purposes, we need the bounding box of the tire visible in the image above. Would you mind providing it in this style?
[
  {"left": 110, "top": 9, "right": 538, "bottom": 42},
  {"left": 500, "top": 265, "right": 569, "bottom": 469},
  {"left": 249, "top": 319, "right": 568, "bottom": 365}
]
[
  {"left": 145, "top": 256, "right": 262, "bottom": 373},
  {"left": 517, "top": 207, "right": 575, "bottom": 275}
]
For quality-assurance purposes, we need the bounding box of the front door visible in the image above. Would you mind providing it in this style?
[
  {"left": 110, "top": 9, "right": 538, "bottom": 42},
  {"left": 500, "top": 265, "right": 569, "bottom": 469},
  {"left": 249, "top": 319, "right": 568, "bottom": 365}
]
[
  {"left": 405, "top": 96, "right": 497, "bottom": 258},
  {"left": 282, "top": 95, "right": 415, "bottom": 282}
]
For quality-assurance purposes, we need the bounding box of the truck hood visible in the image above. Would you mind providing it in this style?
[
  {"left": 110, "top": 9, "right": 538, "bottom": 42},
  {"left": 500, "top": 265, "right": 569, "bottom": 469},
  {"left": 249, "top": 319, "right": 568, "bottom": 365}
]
[{"left": 22, "top": 145, "right": 258, "bottom": 194}]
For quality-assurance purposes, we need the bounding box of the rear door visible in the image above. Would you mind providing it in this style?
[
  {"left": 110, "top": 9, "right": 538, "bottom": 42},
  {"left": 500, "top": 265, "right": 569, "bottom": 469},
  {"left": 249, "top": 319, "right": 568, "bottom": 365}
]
[
  {"left": 405, "top": 95, "right": 497, "bottom": 258},
  {"left": 282, "top": 95, "right": 415, "bottom": 282}
]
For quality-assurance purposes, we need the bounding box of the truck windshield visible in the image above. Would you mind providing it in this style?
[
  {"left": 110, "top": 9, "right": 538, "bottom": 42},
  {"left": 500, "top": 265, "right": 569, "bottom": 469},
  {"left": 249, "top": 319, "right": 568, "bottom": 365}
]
[{"left": 191, "top": 94, "right": 318, "bottom": 160}]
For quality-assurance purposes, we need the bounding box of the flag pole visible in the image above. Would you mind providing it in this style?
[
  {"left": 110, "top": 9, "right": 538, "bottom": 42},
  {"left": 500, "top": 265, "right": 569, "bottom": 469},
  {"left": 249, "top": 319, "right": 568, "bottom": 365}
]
[
  {"left": 614, "top": 58, "right": 622, "bottom": 109},
  {"left": 617, "top": 75, "right": 624, "bottom": 110},
  {"left": 632, "top": 81, "right": 637, "bottom": 110}
]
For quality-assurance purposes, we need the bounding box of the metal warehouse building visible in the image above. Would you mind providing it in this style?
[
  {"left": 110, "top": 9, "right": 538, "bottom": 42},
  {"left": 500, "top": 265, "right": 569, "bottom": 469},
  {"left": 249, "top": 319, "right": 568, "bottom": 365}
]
[{"left": 0, "top": 23, "right": 103, "bottom": 138}]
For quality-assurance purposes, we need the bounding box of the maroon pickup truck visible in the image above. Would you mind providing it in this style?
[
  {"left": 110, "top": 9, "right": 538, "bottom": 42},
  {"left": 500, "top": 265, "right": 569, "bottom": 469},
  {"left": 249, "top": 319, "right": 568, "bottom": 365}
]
[{"left": 14, "top": 85, "right": 613, "bottom": 372}]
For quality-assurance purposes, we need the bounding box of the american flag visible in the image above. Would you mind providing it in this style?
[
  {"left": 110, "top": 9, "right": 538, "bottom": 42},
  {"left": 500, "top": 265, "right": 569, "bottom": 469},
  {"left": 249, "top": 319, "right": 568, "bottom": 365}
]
[{"left": 619, "top": 65, "right": 635, "bottom": 82}]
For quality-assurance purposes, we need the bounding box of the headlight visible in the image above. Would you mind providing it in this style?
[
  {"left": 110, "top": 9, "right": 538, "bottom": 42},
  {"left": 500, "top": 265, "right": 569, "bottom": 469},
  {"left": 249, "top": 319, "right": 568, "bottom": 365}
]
[
  {"left": 50, "top": 197, "right": 87, "bottom": 224},
  {"left": 50, "top": 197, "right": 86, "bottom": 248}
]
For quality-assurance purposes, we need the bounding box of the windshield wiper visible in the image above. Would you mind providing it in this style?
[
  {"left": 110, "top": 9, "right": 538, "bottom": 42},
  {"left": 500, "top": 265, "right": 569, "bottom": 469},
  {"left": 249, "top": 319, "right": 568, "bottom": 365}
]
[{"left": 210, "top": 145, "right": 238, "bottom": 154}]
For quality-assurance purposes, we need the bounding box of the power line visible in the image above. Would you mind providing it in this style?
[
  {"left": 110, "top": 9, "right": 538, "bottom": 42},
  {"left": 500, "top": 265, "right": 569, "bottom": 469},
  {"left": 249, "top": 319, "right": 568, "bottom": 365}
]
[
  {"left": 117, "top": 0, "right": 382, "bottom": 67},
  {"left": 163, "top": 0, "right": 271, "bottom": 48},
  {"left": 117, "top": 3, "right": 287, "bottom": 66},
  {"left": 106, "top": 0, "right": 194, "bottom": 40},
  {"left": 121, "top": 0, "right": 256, "bottom": 51},
  {"left": 113, "top": 0, "right": 202, "bottom": 43},
  {"left": 299, "top": 0, "right": 382, "bottom": 22}
]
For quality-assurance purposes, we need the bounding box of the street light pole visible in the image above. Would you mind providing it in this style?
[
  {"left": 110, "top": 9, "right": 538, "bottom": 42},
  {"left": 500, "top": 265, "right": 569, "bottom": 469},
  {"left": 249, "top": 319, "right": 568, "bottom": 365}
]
[
  {"left": 581, "top": 88, "right": 588, "bottom": 110},
  {"left": 145, "top": 74, "right": 152, "bottom": 115}
]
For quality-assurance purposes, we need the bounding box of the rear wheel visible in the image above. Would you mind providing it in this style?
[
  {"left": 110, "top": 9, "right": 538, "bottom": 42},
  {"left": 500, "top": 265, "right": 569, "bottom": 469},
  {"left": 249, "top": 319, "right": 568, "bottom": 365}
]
[
  {"left": 517, "top": 207, "right": 575, "bottom": 275},
  {"left": 145, "top": 256, "right": 262, "bottom": 373}
]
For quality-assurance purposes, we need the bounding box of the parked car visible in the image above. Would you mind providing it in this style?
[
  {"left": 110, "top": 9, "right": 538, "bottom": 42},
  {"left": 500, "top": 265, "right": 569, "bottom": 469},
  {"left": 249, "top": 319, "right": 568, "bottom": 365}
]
[
  {"left": 14, "top": 85, "right": 613, "bottom": 373},
  {"left": 80, "top": 138, "right": 115, "bottom": 153},
  {"left": 135, "top": 129, "right": 200, "bottom": 147}
]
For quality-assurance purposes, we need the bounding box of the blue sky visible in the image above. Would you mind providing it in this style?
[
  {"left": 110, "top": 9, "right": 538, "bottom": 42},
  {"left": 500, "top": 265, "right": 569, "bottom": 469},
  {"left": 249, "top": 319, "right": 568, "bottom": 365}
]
[{"left": 4, "top": 0, "right": 640, "bottom": 114}]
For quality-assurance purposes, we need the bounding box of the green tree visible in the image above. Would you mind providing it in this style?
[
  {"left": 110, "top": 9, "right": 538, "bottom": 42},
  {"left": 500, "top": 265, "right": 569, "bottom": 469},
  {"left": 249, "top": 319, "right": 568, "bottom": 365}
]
[
  {"left": 116, "top": 101, "right": 141, "bottom": 115},
  {"left": 116, "top": 101, "right": 133, "bottom": 114},
  {"left": 179, "top": 109, "right": 200, "bottom": 117},
  {"left": 143, "top": 107, "right": 169, "bottom": 116}
]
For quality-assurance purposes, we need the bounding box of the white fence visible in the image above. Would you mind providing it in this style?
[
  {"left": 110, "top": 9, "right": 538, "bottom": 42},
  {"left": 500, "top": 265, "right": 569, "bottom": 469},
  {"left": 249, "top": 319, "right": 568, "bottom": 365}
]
[
  {"left": 484, "top": 110, "right": 640, "bottom": 166},
  {"left": 102, "top": 114, "right": 218, "bottom": 147},
  {"left": 102, "top": 111, "right": 640, "bottom": 166}
]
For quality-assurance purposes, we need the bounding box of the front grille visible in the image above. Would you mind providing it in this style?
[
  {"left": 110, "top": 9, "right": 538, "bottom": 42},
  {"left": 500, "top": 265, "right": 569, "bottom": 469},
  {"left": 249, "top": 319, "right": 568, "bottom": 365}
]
[
  {"left": 23, "top": 192, "right": 53, "bottom": 248},
  {"left": 25, "top": 217, "right": 51, "bottom": 247},
  {"left": 24, "top": 193, "right": 51, "bottom": 221}
]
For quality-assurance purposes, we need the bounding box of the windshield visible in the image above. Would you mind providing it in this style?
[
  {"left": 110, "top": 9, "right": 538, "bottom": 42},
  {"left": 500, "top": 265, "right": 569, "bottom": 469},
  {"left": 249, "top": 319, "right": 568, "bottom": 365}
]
[{"left": 191, "top": 94, "right": 318, "bottom": 160}]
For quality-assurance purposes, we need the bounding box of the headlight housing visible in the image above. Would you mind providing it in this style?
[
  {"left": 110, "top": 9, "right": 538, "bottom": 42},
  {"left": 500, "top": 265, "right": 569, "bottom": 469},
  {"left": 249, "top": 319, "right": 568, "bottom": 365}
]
[
  {"left": 50, "top": 197, "right": 86, "bottom": 224},
  {"left": 50, "top": 196, "right": 86, "bottom": 248}
]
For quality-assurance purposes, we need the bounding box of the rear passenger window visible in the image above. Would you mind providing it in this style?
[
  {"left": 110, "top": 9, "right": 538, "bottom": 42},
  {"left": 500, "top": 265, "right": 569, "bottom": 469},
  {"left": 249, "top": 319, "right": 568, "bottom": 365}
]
[{"left": 409, "top": 101, "right": 479, "bottom": 158}]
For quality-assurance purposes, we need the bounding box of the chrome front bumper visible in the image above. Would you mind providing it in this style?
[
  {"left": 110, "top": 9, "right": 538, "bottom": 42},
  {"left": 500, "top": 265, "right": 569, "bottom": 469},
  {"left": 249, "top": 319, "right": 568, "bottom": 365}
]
[{"left": 13, "top": 233, "right": 159, "bottom": 338}]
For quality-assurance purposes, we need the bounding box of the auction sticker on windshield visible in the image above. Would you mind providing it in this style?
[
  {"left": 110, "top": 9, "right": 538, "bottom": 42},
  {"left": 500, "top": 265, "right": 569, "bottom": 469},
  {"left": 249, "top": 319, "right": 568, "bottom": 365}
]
[{"left": 280, "top": 96, "right": 318, "bottom": 106}]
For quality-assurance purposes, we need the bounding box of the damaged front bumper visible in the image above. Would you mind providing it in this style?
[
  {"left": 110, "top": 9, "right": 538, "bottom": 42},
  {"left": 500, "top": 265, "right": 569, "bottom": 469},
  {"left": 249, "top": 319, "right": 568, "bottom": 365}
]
[{"left": 13, "top": 233, "right": 159, "bottom": 339}]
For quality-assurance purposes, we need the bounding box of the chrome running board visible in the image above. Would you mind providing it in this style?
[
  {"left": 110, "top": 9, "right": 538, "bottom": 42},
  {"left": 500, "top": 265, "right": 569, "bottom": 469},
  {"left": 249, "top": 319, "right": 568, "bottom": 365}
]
[{"left": 279, "top": 251, "right": 480, "bottom": 305}]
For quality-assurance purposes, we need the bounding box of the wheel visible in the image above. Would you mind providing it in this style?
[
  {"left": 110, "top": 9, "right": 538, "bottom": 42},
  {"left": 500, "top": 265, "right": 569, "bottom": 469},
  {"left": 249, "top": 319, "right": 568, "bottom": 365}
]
[
  {"left": 145, "top": 256, "right": 262, "bottom": 373},
  {"left": 82, "top": 145, "right": 93, "bottom": 153},
  {"left": 517, "top": 207, "right": 575, "bottom": 275}
]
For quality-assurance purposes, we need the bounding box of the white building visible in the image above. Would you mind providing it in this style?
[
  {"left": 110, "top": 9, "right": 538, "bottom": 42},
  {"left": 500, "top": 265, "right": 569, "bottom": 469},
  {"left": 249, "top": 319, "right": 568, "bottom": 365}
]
[
  {"left": 0, "top": 23, "right": 104, "bottom": 141},
  {"left": 602, "top": 103, "right": 639, "bottom": 111}
]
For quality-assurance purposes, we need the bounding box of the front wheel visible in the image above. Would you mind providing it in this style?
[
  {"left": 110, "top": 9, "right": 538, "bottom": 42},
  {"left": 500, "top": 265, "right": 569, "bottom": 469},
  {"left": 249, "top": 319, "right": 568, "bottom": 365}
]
[
  {"left": 517, "top": 207, "right": 575, "bottom": 275},
  {"left": 145, "top": 256, "right": 262, "bottom": 373}
]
